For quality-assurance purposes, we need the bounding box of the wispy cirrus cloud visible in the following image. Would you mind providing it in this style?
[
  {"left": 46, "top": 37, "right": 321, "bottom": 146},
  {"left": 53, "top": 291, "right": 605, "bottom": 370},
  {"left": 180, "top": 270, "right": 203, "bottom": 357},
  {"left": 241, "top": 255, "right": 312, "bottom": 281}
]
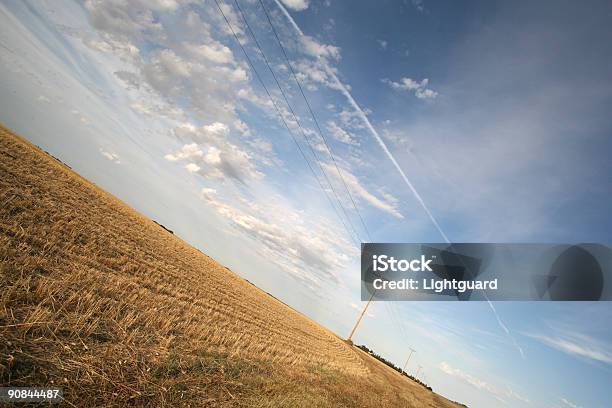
[
  {"left": 381, "top": 77, "right": 438, "bottom": 100},
  {"left": 560, "top": 397, "right": 583, "bottom": 408},
  {"left": 321, "top": 162, "right": 403, "bottom": 219},
  {"left": 523, "top": 330, "right": 612, "bottom": 366}
]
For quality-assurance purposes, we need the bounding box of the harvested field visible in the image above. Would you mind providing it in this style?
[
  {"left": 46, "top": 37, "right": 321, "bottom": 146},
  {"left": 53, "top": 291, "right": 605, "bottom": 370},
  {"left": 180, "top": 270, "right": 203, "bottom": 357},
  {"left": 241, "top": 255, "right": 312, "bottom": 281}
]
[{"left": 0, "top": 123, "right": 462, "bottom": 407}]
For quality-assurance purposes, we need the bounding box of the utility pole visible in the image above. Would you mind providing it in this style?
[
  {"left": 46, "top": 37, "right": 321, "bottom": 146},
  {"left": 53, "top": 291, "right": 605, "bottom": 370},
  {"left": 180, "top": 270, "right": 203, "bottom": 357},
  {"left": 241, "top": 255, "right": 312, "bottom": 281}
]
[
  {"left": 347, "top": 289, "right": 376, "bottom": 342},
  {"left": 415, "top": 365, "right": 422, "bottom": 379},
  {"left": 402, "top": 348, "right": 416, "bottom": 372}
]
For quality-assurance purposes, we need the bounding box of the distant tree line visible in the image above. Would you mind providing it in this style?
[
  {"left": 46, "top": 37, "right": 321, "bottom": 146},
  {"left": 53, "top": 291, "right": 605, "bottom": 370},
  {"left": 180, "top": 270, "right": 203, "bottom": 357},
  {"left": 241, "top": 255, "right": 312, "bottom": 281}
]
[
  {"left": 356, "top": 344, "right": 432, "bottom": 391},
  {"left": 153, "top": 220, "right": 174, "bottom": 234}
]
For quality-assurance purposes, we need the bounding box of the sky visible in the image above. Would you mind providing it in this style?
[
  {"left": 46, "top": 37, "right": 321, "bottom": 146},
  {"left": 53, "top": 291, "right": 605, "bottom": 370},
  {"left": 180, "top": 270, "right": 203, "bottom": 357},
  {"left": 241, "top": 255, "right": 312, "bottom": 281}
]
[{"left": 1, "top": 0, "right": 611, "bottom": 407}]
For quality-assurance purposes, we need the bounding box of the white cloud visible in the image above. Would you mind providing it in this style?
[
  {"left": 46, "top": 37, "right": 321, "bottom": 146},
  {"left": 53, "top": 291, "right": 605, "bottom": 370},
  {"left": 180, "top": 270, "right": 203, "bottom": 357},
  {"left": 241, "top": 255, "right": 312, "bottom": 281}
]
[
  {"left": 215, "top": 2, "right": 246, "bottom": 38},
  {"left": 294, "top": 59, "right": 340, "bottom": 92},
  {"left": 83, "top": 0, "right": 183, "bottom": 41},
  {"left": 114, "top": 70, "right": 141, "bottom": 89},
  {"left": 185, "top": 42, "right": 235, "bottom": 65},
  {"left": 335, "top": 107, "right": 365, "bottom": 130},
  {"left": 233, "top": 119, "right": 250, "bottom": 136},
  {"left": 164, "top": 142, "right": 203, "bottom": 161},
  {"left": 71, "top": 109, "right": 91, "bottom": 125},
  {"left": 382, "top": 77, "right": 438, "bottom": 99},
  {"left": 350, "top": 302, "right": 375, "bottom": 318},
  {"left": 326, "top": 121, "right": 358, "bottom": 145},
  {"left": 439, "top": 362, "right": 529, "bottom": 404},
  {"left": 143, "top": 48, "right": 192, "bottom": 92},
  {"left": 523, "top": 331, "right": 612, "bottom": 365},
  {"left": 165, "top": 123, "right": 264, "bottom": 183},
  {"left": 184, "top": 163, "right": 201, "bottom": 172},
  {"left": 322, "top": 163, "right": 403, "bottom": 219},
  {"left": 560, "top": 398, "right": 582, "bottom": 408},
  {"left": 415, "top": 88, "right": 437, "bottom": 99},
  {"left": 83, "top": 36, "right": 140, "bottom": 64},
  {"left": 412, "top": 0, "right": 425, "bottom": 12},
  {"left": 377, "top": 39, "right": 388, "bottom": 50},
  {"left": 99, "top": 149, "right": 121, "bottom": 164},
  {"left": 300, "top": 36, "right": 340, "bottom": 60},
  {"left": 37, "top": 95, "right": 50, "bottom": 103},
  {"left": 439, "top": 361, "right": 490, "bottom": 390},
  {"left": 279, "top": 0, "right": 310, "bottom": 11},
  {"left": 200, "top": 188, "right": 355, "bottom": 289},
  {"left": 82, "top": 2, "right": 255, "bottom": 127},
  {"left": 200, "top": 187, "right": 217, "bottom": 199},
  {"left": 171, "top": 122, "right": 230, "bottom": 143}
]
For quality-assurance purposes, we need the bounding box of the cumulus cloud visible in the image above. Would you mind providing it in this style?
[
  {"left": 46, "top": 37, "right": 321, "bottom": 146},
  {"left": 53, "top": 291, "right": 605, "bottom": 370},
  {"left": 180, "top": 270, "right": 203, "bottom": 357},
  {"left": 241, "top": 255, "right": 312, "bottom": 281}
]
[
  {"left": 83, "top": 2, "right": 251, "bottom": 126},
  {"left": 84, "top": 0, "right": 165, "bottom": 39},
  {"left": 164, "top": 142, "right": 203, "bottom": 161},
  {"left": 200, "top": 188, "right": 354, "bottom": 289},
  {"left": 184, "top": 42, "right": 235, "bottom": 65},
  {"left": 300, "top": 36, "right": 340, "bottom": 60},
  {"left": 279, "top": 0, "right": 310, "bottom": 11},
  {"left": 165, "top": 122, "right": 263, "bottom": 183},
  {"left": 99, "top": 149, "right": 121, "bottom": 164},
  {"left": 114, "top": 70, "right": 141, "bottom": 89},
  {"left": 85, "top": 0, "right": 346, "bottom": 161},
  {"left": 185, "top": 162, "right": 201, "bottom": 172},
  {"left": 382, "top": 77, "right": 438, "bottom": 99},
  {"left": 78, "top": 0, "right": 384, "bottom": 282},
  {"left": 439, "top": 362, "right": 529, "bottom": 404},
  {"left": 83, "top": 36, "right": 140, "bottom": 64},
  {"left": 336, "top": 107, "right": 365, "bottom": 130},
  {"left": 142, "top": 48, "right": 192, "bottom": 93},
  {"left": 326, "top": 121, "right": 358, "bottom": 145},
  {"left": 377, "top": 39, "right": 388, "bottom": 50},
  {"left": 293, "top": 58, "right": 343, "bottom": 92}
]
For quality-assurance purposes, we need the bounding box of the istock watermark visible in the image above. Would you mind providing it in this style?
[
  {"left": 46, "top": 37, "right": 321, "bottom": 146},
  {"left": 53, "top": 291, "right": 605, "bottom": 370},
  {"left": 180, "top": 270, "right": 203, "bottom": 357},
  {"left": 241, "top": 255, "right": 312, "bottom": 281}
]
[
  {"left": 361, "top": 243, "right": 612, "bottom": 301},
  {"left": 372, "top": 254, "right": 434, "bottom": 272}
]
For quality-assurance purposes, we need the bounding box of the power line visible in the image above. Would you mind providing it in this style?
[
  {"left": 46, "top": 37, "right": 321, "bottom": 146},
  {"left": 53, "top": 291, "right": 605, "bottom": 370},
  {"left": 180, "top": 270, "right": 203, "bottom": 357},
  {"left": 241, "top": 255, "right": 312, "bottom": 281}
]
[
  {"left": 263, "top": 0, "right": 525, "bottom": 361},
  {"left": 213, "top": 0, "right": 360, "bottom": 247},
  {"left": 258, "top": 0, "right": 437, "bottom": 369},
  {"left": 257, "top": 0, "right": 372, "bottom": 242},
  {"left": 232, "top": 0, "right": 364, "bottom": 244}
]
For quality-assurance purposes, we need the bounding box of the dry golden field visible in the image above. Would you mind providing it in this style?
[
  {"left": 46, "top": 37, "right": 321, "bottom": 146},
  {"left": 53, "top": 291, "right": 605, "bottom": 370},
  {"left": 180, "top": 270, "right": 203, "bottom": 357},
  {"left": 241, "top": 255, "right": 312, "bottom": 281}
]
[{"left": 0, "top": 124, "right": 462, "bottom": 407}]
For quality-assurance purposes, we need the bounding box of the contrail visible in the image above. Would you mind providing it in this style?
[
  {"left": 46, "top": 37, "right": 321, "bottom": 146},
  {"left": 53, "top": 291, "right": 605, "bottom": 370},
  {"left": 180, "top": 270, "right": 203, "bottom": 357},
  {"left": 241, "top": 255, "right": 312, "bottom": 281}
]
[
  {"left": 327, "top": 72, "right": 450, "bottom": 243},
  {"left": 272, "top": 0, "right": 449, "bottom": 246},
  {"left": 270, "top": 0, "right": 523, "bottom": 358}
]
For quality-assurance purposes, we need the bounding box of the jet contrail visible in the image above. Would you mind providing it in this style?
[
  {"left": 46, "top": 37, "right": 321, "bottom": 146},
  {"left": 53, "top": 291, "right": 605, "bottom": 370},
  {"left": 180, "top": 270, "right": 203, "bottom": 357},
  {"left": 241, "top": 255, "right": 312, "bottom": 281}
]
[
  {"left": 272, "top": 0, "right": 449, "bottom": 244},
  {"left": 270, "top": 0, "right": 523, "bottom": 358},
  {"left": 327, "top": 72, "right": 450, "bottom": 243}
]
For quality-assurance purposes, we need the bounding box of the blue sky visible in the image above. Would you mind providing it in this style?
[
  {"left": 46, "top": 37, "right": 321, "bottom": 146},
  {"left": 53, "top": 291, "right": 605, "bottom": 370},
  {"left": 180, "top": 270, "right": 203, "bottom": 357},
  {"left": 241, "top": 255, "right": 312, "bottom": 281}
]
[{"left": 1, "top": 0, "right": 611, "bottom": 407}]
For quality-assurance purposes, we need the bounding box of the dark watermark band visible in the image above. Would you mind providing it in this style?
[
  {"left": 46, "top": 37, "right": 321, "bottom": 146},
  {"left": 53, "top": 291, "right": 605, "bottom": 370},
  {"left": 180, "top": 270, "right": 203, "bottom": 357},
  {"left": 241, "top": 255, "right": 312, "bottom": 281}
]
[{"left": 361, "top": 243, "right": 612, "bottom": 301}]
